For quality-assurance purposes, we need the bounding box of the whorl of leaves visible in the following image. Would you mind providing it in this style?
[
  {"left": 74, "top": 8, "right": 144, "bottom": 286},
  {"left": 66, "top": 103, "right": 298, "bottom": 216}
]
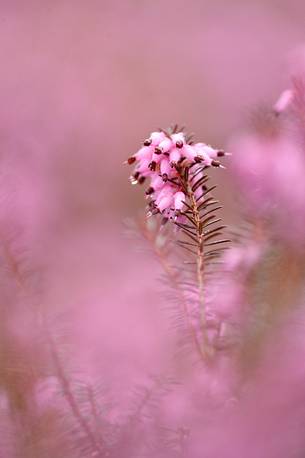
[{"left": 166, "top": 129, "right": 229, "bottom": 359}]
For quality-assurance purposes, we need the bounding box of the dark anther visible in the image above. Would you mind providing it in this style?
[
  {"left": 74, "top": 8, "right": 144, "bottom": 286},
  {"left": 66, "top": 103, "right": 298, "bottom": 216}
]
[
  {"left": 170, "top": 161, "right": 177, "bottom": 168},
  {"left": 134, "top": 171, "right": 140, "bottom": 179},
  {"left": 176, "top": 140, "right": 184, "bottom": 149},
  {"left": 217, "top": 150, "right": 225, "bottom": 157},
  {"left": 163, "top": 152, "right": 170, "bottom": 156},
  {"left": 162, "top": 173, "right": 168, "bottom": 182},
  {"left": 148, "top": 161, "right": 157, "bottom": 171},
  {"left": 127, "top": 156, "right": 136, "bottom": 165},
  {"left": 211, "top": 160, "right": 220, "bottom": 167},
  {"left": 144, "top": 139, "right": 152, "bottom": 146},
  {"left": 194, "top": 156, "right": 203, "bottom": 163},
  {"left": 145, "top": 187, "right": 154, "bottom": 195},
  {"left": 155, "top": 147, "right": 162, "bottom": 155}
]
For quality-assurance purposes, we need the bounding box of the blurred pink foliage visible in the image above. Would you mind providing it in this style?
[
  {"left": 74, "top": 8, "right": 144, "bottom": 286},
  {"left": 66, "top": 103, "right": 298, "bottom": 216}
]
[
  {"left": 0, "top": 1, "right": 305, "bottom": 457},
  {"left": 230, "top": 132, "right": 305, "bottom": 246}
]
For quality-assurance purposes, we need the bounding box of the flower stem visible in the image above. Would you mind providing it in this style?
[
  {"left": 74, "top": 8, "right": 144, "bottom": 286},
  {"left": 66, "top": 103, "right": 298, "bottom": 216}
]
[{"left": 185, "top": 177, "right": 212, "bottom": 359}]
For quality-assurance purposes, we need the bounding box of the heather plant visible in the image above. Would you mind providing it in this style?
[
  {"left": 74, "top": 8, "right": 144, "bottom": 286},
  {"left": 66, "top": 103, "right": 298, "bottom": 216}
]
[
  {"left": 124, "top": 91, "right": 305, "bottom": 455},
  {"left": 126, "top": 125, "right": 230, "bottom": 361}
]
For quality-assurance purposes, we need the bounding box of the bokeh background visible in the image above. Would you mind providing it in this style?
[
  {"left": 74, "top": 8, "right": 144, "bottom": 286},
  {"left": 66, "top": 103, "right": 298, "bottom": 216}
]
[
  {"left": 2, "top": 0, "right": 305, "bottom": 395},
  {"left": 1, "top": 2, "right": 305, "bottom": 456}
]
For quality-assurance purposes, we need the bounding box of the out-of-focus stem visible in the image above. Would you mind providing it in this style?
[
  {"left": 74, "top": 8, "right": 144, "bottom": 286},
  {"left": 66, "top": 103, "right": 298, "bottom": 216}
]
[
  {"left": 2, "top": 240, "right": 105, "bottom": 457},
  {"left": 45, "top": 326, "right": 104, "bottom": 456}
]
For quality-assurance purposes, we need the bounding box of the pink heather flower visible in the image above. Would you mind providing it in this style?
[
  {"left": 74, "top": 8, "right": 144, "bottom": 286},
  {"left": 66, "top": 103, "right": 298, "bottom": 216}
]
[
  {"left": 147, "top": 131, "right": 166, "bottom": 146},
  {"left": 273, "top": 88, "right": 294, "bottom": 115},
  {"left": 171, "top": 132, "right": 186, "bottom": 147},
  {"left": 182, "top": 144, "right": 197, "bottom": 162},
  {"left": 169, "top": 147, "right": 182, "bottom": 164},
  {"left": 195, "top": 143, "right": 227, "bottom": 163},
  {"left": 127, "top": 127, "right": 227, "bottom": 219},
  {"left": 156, "top": 137, "right": 173, "bottom": 154},
  {"left": 150, "top": 175, "right": 164, "bottom": 191},
  {"left": 159, "top": 157, "right": 172, "bottom": 177},
  {"left": 173, "top": 191, "right": 186, "bottom": 211},
  {"left": 157, "top": 194, "right": 174, "bottom": 213},
  {"left": 135, "top": 158, "right": 150, "bottom": 174},
  {"left": 134, "top": 145, "right": 153, "bottom": 161}
]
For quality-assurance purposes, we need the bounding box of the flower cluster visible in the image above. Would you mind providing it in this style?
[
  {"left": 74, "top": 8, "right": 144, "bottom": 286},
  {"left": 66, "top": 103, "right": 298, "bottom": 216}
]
[{"left": 127, "top": 128, "right": 227, "bottom": 219}]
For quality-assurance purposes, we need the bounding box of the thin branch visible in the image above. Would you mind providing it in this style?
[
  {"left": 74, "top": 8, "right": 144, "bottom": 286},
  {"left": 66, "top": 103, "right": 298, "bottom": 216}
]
[
  {"left": 2, "top": 239, "right": 105, "bottom": 457},
  {"left": 45, "top": 328, "right": 104, "bottom": 456}
]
